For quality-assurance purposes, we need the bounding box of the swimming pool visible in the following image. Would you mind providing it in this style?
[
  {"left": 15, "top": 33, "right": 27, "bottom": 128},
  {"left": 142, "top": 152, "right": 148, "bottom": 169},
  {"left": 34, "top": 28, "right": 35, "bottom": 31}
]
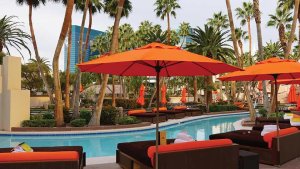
[{"left": 0, "top": 113, "right": 247, "bottom": 158}]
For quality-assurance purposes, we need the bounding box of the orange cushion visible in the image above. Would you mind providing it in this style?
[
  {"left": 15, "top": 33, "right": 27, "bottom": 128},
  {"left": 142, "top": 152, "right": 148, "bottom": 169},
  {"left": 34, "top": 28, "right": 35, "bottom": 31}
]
[
  {"left": 128, "top": 109, "right": 146, "bottom": 115},
  {"left": 293, "top": 114, "right": 300, "bottom": 118},
  {"left": 147, "top": 139, "right": 232, "bottom": 166},
  {"left": 0, "top": 151, "right": 79, "bottom": 163},
  {"left": 263, "top": 127, "right": 299, "bottom": 148},
  {"left": 173, "top": 106, "right": 187, "bottom": 110},
  {"left": 152, "top": 107, "right": 167, "bottom": 112}
]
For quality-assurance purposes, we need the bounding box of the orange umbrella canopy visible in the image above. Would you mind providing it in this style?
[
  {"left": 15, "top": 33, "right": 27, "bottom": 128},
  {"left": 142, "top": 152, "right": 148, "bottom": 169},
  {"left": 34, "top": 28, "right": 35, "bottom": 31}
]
[
  {"left": 297, "top": 95, "right": 300, "bottom": 110},
  {"left": 288, "top": 85, "right": 297, "bottom": 103},
  {"left": 271, "top": 78, "right": 300, "bottom": 85},
  {"left": 220, "top": 57, "right": 300, "bottom": 81},
  {"left": 161, "top": 84, "right": 167, "bottom": 105},
  {"left": 78, "top": 42, "right": 241, "bottom": 76},
  {"left": 137, "top": 84, "right": 145, "bottom": 106},
  {"left": 257, "top": 81, "right": 263, "bottom": 91},
  {"left": 180, "top": 88, "right": 187, "bottom": 103}
]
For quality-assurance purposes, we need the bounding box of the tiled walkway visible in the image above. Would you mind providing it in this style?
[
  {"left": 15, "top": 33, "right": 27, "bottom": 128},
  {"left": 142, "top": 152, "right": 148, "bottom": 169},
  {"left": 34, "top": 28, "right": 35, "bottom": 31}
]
[{"left": 86, "top": 157, "right": 300, "bottom": 169}]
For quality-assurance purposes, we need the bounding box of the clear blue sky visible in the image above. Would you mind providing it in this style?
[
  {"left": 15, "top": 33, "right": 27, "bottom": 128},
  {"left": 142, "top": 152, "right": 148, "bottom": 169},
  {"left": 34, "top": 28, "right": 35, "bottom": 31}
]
[{"left": 0, "top": 0, "right": 280, "bottom": 70}]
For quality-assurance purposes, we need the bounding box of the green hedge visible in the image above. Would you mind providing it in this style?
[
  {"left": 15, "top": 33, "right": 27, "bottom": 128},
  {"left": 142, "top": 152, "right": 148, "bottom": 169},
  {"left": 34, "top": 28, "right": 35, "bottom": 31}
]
[
  {"left": 70, "top": 119, "right": 86, "bottom": 127},
  {"left": 80, "top": 110, "right": 92, "bottom": 124},
  {"left": 117, "top": 116, "right": 140, "bottom": 125},
  {"left": 22, "top": 119, "right": 56, "bottom": 127},
  {"left": 103, "top": 99, "right": 149, "bottom": 109},
  {"left": 209, "top": 104, "right": 238, "bottom": 112},
  {"left": 100, "top": 106, "right": 118, "bottom": 125},
  {"left": 43, "top": 113, "right": 54, "bottom": 119}
]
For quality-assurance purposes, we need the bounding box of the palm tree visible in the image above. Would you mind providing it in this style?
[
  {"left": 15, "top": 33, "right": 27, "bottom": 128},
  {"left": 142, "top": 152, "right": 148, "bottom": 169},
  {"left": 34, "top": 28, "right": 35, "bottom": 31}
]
[
  {"left": 267, "top": 7, "right": 293, "bottom": 54},
  {"left": 16, "top": 0, "right": 54, "bottom": 104},
  {"left": 226, "top": 0, "right": 256, "bottom": 121},
  {"left": 261, "top": 41, "right": 284, "bottom": 59},
  {"left": 29, "top": 57, "right": 51, "bottom": 74},
  {"left": 235, "top": 28, "right": 248, "bottom": 60},
  {"left": 52, "top": 0, "right": 74, "bottom": 126},
  {"left": 178, "top": 22, "right": 191, "bottom": 48},
  {"left": 235, "top": 2, "right": 254, "bottom": 62},
  {"left": 186, "top": 25, "right": 234, "bottom": 111},
  {"left": 154, "top": 0, "right": 181, "bottom": 44},
  {"left": 207, "top": 11, "right": 229, "bottom": 31},
  {"left": 0, "top": 15, "right": 31, "bottom": 58},
  {"left": 89, "top": 0, "right": 130, "bottom": 126}
]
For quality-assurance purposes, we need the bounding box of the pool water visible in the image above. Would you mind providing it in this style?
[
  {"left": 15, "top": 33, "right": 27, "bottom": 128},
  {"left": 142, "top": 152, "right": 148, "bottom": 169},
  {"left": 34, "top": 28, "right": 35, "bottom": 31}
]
[{"left": 0, "top": 114, "right": 247, "bottom": 158}]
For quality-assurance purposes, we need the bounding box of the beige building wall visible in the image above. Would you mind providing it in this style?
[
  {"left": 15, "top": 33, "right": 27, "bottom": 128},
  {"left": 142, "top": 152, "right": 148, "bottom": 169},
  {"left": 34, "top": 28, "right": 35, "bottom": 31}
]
[
  {"left": 30, "top": 96, "right": 50, "bottom": 108},
  {"left": 0, "top": 57, "right": 30, "bottom": 131}
]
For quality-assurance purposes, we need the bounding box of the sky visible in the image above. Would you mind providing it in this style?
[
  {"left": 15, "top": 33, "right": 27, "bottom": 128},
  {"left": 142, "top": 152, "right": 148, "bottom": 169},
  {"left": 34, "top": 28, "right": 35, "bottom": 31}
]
[{"left": 0, "top": 0, "right": 280, "bottom": 70}]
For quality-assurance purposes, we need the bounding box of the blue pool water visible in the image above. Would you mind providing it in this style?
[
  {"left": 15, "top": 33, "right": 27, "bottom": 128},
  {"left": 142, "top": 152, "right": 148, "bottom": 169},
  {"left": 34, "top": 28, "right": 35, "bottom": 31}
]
[{"left": 0, "top": 113, "right": 247, "bottom": 158}]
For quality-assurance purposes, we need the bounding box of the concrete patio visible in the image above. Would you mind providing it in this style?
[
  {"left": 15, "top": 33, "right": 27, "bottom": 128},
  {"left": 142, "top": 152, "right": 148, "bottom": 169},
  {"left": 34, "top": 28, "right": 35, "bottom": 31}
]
[{"left": 86, "top": 157, "right": 300, "bottom": 169}]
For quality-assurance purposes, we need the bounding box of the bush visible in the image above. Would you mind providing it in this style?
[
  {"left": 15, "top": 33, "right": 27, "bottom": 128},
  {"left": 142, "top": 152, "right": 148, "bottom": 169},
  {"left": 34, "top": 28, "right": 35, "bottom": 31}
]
[
  {"left": 63, "top": 108, "right": 72, "bottom": 123},
  {"left": 80, "top": 110, "right": 92, "bottom": 124},
  {"left": 70, "top": 119, "right": 86, "bottom": 127},
  {"left": 48, "top": 104, "right": 55, "bottom": 110},
  {"left": 103, "top": 99, "right": 150, "bottom": 109},
  {"left": 43, "top": 113, "right": 54, "bottom": 119},
  {"left": 30, "top": 114, "right": 44, "bottom": 120},
  {"left": 209, "top": 104, "right": 238, "bottom": 112},
  {"left": 268, "top": 112, "right": 284, "bottom": 119},
  {"left": 22, "top": 119, "right": 56, "bottom": 127},
  {"left": 117, "top": 116, "right": 140, "bottom": 125},
  {"left": 258, "top": 108, "right": 268, "bottom": 117},
  {"left": 100, "top": 106, "right": 118, "bottom": 125}
]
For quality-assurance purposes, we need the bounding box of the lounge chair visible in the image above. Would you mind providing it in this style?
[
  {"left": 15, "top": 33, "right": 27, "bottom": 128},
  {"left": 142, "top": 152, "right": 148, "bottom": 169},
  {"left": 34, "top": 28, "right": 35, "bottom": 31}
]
[
  {"left": 209, "top": 127, "right": 300, "bottom": 165},
  {"left": 116, "top": 139, "right": 239, "bottom": 169},
  {"left": 127, "top": 109, "right": 168, "bottom": 123},
  {"left": 151, "top": 107, "right": 186, "bottom": 119},
  {"left": 0, "top": 146, "right": 86, "bottom": 169}
]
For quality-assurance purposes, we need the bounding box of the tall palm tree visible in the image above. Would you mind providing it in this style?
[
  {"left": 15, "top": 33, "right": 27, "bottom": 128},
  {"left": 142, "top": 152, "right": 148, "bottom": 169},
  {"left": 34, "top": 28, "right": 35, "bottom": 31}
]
[
  {"left": 267, "top": 7, "right": 293, "bottom": 54},
  {"left": 226, "top": 0, "right": 256, "bottom": 121},
  {"left": 207, "top": 11, "right": 229, "bottom": 31},
  {"left": 52, "top": 0, "right": 74, "bottom": 126},
  {"left": 0, "top": 15, "right": 31, "bottom": 57},
  {"left": 186, "top": 25, "right": 234, "bottom": 111},
  {"left": 154, "top": 0, "right": 181, "bottom": 44},
  {"left": 89, "top": 0, "right": 131, "bottom": 126},
  {"left": 178, "top": 22, "right": 191, "bottom": 48},
  {"left": 235, "top": 1, "right": 254, "bottom": 63},
  {"left": 235, "top": 28, "right": 248, "bottom": 60},
  {"left": 16, "top": 0, "right": 54, "bottom": 103}
]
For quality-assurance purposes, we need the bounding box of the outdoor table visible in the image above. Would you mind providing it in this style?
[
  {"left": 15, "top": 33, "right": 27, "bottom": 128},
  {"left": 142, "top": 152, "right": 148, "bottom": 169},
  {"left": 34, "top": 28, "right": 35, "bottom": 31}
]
[{"left": 239, "top": 150, "right": 259, "bottom": 169}]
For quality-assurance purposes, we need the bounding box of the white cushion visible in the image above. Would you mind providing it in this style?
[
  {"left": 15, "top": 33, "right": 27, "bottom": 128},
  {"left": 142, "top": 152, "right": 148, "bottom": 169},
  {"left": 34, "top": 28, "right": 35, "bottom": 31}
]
[
  {"left": 284, "top": 113, "right": 294, "bottom": 120},
  {"left": 261, "top": 125, "right": 278, "bottom": 136}
]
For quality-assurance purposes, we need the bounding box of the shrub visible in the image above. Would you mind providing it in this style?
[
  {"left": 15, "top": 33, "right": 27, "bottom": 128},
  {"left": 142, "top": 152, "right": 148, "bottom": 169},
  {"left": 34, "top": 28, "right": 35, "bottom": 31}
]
[
  {"left": 70, "top": 119, "right": 86, "bottom": 127},
  {"left": 117, "top": 116, "right": 140, "bottom": 125},
  {"left": 22, "top": 119, "right": 56, "bottom": 127},
  {"left": 209, "top": 104, "right": 238, "bottom": 112},
  {"left": 63, "top": 108, "right": 72, "bottom": 123},
  {"left": 80, "top": 110, "right": 92, "bottom": 124},
  {"left": 258, "top": 108, "right": 268, "bottom": 117},
  {"left": 267, "top": 112, "right": 284, "bottom": 119},
  {"left": 43, "top": 113, "right": 54, "bottom": 119},
  {"left": 30, "top": 114, "right": 44, "bottom": 120},
  {"left": 103, "top": 99, "right": 150, "bottom": 109},
  {"left": 48, "top": 104, "right": 55, "bottom": 110},
  {"left": 100, "top": 106, "right": 118, "bottom": 125}
]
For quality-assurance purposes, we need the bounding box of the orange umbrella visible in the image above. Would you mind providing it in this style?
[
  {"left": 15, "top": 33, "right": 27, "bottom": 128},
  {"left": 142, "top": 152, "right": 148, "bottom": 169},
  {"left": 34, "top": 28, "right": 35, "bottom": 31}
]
[
  {"left": 137, "top": 84, "right": 145, "bottom": 106},
  {"left": 271, "top": 78, "right": 300, "bottom": 85},
  {"left": 257, "top": 81, "right": 263, "bottom": 91},
  {"left": 220, "top": 57, "right": 300, "bottom": 150},
  {"left": 80, "top": 84, "right": 84, "bottom": 93},
  {"left": 180, "top": 88, "right": 187, "bottom": 103},
  {"left": 78, "top": 42, "right": 240, "bottom": 167},
  {"left": 288, "top": 85, "right": 297, "bottom": 103},
  {"left": 297, "top": 95, "right": 300, "bottom": 110},
  {"left": 161, "top": 84, "right": 167, "bottom": 105}
]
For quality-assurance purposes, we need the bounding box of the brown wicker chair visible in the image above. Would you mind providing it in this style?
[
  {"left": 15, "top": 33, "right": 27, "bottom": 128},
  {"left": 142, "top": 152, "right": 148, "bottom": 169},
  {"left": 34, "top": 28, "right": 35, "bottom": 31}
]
[{"left": 0, "top": 146, "right": 86, "bottom": 169}]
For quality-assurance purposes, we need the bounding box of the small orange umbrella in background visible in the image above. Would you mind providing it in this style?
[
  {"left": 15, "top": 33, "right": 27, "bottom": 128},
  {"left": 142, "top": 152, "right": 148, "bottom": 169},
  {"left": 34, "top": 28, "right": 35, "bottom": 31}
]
[
  {"left": 137, "top": 84, "right": 145, "bottom": 107},
  {"left": 161, "top": 84, "right": 167, "bottom": 105},
  {"left": 80, "top": 84, "right": 84, "bottom": 93},
  {"left": 180, "top": 88, "right": 187, "bottom": 104},
  {"left": 288, "top": 84, "right": 297, "bottom": 103},
  {"left": 297, "top": 94, "right": 300, "bottom": 110},
  {"left": 257, "top": 81, "right": 263, "bottom": 91}
]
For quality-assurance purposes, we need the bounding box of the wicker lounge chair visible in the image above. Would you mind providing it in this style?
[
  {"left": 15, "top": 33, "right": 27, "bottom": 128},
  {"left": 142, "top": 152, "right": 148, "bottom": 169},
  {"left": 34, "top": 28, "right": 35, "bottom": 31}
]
[
  {"left": 116, "top": 139, "right": 239, "bottom": 169},
  {"left": 130, "top": 112, "right": 168, "bottom": 123},
  {"left": 0, "top": 146, "right": 86, "bottom": 169}
]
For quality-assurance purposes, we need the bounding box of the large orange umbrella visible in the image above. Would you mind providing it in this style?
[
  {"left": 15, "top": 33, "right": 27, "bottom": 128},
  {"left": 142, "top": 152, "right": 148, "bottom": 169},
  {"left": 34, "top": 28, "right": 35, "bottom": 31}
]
[
  {"left": 78, "top": 42, "right": 240, "bottom": 167},
  {"left": 288, "top": 85, "right": 297, "bottom": 103},
  {"left": 161, "top": 84, "right": 167, "bottom": 105},
  {"left": 137, "top": 84, "right": 145, "bottom": 106},
  {"left": 220, "top": 57, "right": 300, "bottom": 150},
  {"left": 272, "top": 78, "right": 300, "bottom": 85},
  {"left": 180, "top": 88, "right": 187, "bottom": 103}
]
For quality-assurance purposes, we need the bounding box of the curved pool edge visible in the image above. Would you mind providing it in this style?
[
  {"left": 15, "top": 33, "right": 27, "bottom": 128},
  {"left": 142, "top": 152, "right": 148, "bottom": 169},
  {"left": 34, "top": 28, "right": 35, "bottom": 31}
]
[{"left": 0, "top": 111, "right": 249, "bottom": 136}]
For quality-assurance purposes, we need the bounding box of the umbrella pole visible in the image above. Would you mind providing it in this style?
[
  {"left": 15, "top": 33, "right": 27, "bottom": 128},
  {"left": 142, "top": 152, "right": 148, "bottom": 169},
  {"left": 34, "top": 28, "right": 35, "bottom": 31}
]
[
  {"left": 273, "top": 74, "right": 280, "bottom": 151},
  {"left": 155, "top": 65, "right": 161, "bottom": 169}
]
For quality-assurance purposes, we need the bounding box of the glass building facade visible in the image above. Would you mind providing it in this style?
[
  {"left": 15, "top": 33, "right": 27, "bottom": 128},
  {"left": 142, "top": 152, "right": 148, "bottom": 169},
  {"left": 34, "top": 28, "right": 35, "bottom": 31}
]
[{"left": 64, "top": 25, "right": 104, "bottom": 73}]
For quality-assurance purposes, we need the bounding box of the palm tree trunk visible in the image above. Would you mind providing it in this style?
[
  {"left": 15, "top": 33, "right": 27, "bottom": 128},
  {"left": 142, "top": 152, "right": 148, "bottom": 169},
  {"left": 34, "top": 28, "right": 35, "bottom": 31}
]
[
  {"left": 253, "top": 0, "right": 269, "bottom": 109},
  {"left": 298, "top": 23, "right": 300, "bottom": 59},
  {"left": 53, "top": 0, "right": 74, "bottom": 126},
  {"left": 112, "top": 75, "right": 116, "bottom": 107},
  {"left": 84, "top": 5, "right": 93, "bottom": 61},
  {"left": 226, "top": 0, "right": 256, "bottom": 121},
  {"left": 247, "top": 18, "right": 252, "bottom": 63},
  {"left": 0, "top": 41, "right": 3, "bottom": 53},
  {"left": 89, "top": 0, "right": 125, "bottom": 126},
  {"left": 65, "top": 18, "right": 72, "bottom": 110},
  {"left": 74, "top": 0, "right": 90, "bottom": 118},
  {"left": 193, "top": 76, "right": 198, "bottom": 102},
  {"left": 167, "top": 13, "right": 171, "bottom": 45},
  {"left": 285, "top": 0, "right": 300, "bottom": 58},
  {"left": 219, "top": 80, "right": 223, "bottom": 101},
  {"left": 28, "top": 3, "right": 54, "bottom": 104},
  {"left": 205, "top": 76, "right": 213, "bottom": 112},
  {"left": 279, "top": 24, "right": 287, "bottom": 54},
  {"left": 231, "top": 81, "right": 236, "bottom": 101},
  {"left": 148, "top": 79, "right": 163, "bottom": 108}
]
